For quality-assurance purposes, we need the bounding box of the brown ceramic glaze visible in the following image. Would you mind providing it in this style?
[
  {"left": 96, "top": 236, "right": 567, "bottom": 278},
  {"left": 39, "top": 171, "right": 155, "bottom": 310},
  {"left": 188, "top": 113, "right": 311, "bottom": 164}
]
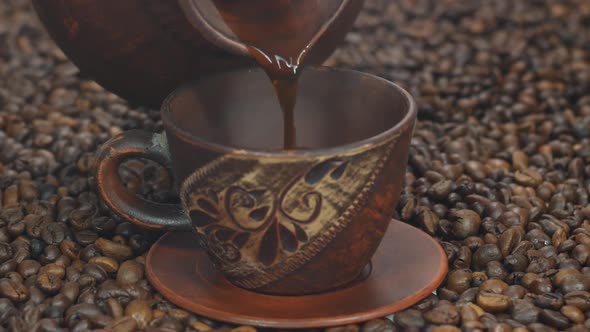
[
  {"left": 31, "top": 0, "right": 364, "bottom": 108},
  {"left": 95, "top": 67, "right": 417, "bottom": 295},
  {"left": 145, "top": 220, "right": 448, "bottom": 328}
]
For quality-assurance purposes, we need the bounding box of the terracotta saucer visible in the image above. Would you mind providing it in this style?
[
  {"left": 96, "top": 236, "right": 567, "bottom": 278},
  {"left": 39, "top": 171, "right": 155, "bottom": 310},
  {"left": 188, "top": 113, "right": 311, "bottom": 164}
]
[{"left": 146, "top": 219, "right": 448, "bottom": 329}]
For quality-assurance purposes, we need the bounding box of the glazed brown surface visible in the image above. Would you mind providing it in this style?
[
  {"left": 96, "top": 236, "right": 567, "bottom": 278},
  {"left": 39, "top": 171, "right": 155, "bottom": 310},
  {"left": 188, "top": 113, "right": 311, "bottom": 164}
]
[
  {"left": 31, "top": 0, "right": 364, "bottom": 108},
  {"left": 145, "top": 220, "right": 447, "bottom": 328}
]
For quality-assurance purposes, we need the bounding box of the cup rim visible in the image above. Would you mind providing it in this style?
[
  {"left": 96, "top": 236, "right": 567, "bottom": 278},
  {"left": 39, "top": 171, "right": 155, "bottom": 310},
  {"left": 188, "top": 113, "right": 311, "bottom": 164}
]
[{"left": 161, "top": 66, "right": 417, "bottom": 158}]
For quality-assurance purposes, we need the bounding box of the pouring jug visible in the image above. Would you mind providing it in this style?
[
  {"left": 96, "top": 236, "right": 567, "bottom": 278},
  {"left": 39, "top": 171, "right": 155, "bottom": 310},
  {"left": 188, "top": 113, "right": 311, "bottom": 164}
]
[{"left": 32, "top": 0, "right": 365, "bottom": 108}]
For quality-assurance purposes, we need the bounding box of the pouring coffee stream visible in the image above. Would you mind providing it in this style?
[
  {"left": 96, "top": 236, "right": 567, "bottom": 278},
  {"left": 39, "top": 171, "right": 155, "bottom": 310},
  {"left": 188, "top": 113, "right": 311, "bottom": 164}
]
[{"left": 182, "top": 0, "right": 350, "bottom": 149}]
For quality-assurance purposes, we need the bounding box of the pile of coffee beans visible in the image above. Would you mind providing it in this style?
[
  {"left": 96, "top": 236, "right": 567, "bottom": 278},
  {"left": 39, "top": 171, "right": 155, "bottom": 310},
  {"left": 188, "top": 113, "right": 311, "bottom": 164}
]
[{"left": 1, "top": 0, "right": 590, "bottom": 331}]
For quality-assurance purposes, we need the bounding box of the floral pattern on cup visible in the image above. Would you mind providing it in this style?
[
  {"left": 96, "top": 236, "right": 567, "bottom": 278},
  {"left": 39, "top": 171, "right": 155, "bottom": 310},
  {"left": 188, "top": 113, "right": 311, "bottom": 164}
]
[{"left": 180, "top": 138, "right": 396, "bottom": 288}]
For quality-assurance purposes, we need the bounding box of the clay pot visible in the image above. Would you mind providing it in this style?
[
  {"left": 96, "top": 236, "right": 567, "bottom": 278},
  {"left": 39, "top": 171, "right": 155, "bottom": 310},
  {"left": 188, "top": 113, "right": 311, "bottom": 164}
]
[{"left": 31, "top": 0, "right": 365, "bottom": 108}]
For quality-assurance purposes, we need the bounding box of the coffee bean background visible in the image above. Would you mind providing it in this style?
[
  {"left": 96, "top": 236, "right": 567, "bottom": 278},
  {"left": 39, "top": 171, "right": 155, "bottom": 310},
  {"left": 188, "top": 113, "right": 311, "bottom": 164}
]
[{"left": 1, "top": 0, "right": 590, "bottom": 331}]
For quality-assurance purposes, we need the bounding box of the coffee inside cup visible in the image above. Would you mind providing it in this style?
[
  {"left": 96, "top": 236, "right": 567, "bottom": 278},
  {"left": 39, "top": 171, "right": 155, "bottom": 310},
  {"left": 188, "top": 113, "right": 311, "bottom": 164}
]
[{"left": 164, "top": 67, "right": 410, "bottom": 151}]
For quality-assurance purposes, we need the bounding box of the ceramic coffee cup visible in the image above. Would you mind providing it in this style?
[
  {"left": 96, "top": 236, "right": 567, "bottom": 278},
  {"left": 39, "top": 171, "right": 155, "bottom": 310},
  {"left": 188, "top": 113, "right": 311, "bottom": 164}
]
[{"left": 94, "top": 67, "right": 417, "bottom": 295}]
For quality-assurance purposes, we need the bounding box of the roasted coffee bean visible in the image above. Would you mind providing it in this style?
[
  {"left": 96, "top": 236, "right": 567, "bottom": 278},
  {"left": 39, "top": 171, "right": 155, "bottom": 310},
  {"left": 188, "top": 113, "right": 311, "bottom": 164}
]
[
  {"left": 106, "top": 316, "right": 138, "bottom": 332},
  {"left": 499, "top": 227, "right": 525, "bottom": 257},
  {"left": 447, "top": 269, "right": 472, "bottom": 294},
  {"left": 560, "top": 305, "right": 585, "bottom": 324},
  {"left": 61, "top": 281, "right": 80, "bottom": 302},
  {"left": 89, "top": 256, "right": 119, "bottom": 273},
  {"left": 503, "top": 285, "right": 527, "bottom": 300},
  {"left": 125, "top": 299, "right": 152, "bottom": 328},
  {"left": 95, "top": 238, "right": 133, "bottom": 261},
  {"left": 460, "top": 302, "right": 483, "bottom": 322},
  {"left": 504, "top": 254, "right": 529, "bottom": 272},
  {"left": 74, "top": 230, "right": 98, "bottom": 246},
  {"left": 60, "top": 239, "right": 79, "bottom": 259},
  {"left": 486, "top": 261, "right": 508, "bottom": 280},
  {"left": 28, "top": 286, "right": 45, "bottom": 304},
  {"left": 80, "top": 244, "right": 101, "bottom": 262},
  {"left": 532, "top": 293, "right": 564, "bottom": 310},
  {"left": 41, "top": 222, "right": 67, "bottom": 245},
  {"left": 480, "top": 279, "right": 509, "bottom": 294},
  {"left": 527, "top": 230, "right": 551, "bottom": 249},
  {"left": 122, "top": 283, "right": 150, "bottom": 301},
  {"left": 453, "top": 246, "right": 472, "bottom": 269},
  {"left": 411, "top": 294, "right": 438, "bottom": 313},
  {"left": 479, "top": 313, "right": 499, "bottom": 329},
  {"left": 42, "top": 263, "right": 66, "bottom": 279},
  {"left": 106, "top": 298, "right": 124, "bottom": 319},
  {"left": 117, "top": 260, "right": 144, "bottom": 286},
  {"left": 97, "top": 280, "right": 129, "bottom": 302},
  {"left": 44, "top": 306, "right": 65, "bottom": 323},
  {"left": 529, "top": 278, "right": 553, "bottom": 295},
  {"left": 572, "top": 245, "right": 589, "bottom": 265},
  {"left": 51, "top": 293, "right": 72, "bottom": 310},
  {"left": 512, "top": 151, "right": 528, "bottom": 171},
  {"left": 66, "top": 303, "right": 103, "bottom": 327},
  {"left": 471, "top": 272, "right": 488, "bottom": 287},
  {"left": 540, "top": 309, "right": 570, "bottom": 330},
  {"left": 6, "top": 271, "right": 22, "bottom": 284},
  {"left": 0, "top": 243, "right": 13, "bottom": 263},
  {"left": 512, "top": 241, "right": 534, "bottom": 256},
  {"left": 17, "top": 259, "right": 40, "bottom": 278},
  {"left": 416, "top": 208, "right": 439, "bottom": 236},
  {"left": 477, "top": 291, "right": 512, "bottom": 313},
  {"left": 423, "top": 304, "right": 460, "bottom": 325},
  {"left": 25, "top": 215, "right": 45, "bottom": 238},
  {"left": 361, "top": 319, "right": 394, "bottom": 332},
  {"left": 128, "top": 234, "right": 150, "bottom": 254},
  {"left": 559, "top": 274, "right": 590, "bottom": 293},
  {"left": 527, "top": 256, "right": 557, "bottom": 274},
  {"left": 564, "top": 291, "right": 590, "bottom": 311},
  {"left": 115, "top": 222, "right": 136, "bottom": 238},
  {"left": 438, "top": 288, "right": 459, "bottom": 301},
  {"left": 40, "top": 245, "right": 61, "bottom": 265},
  {"left": 455, "top": 287, "right": 478, "bottom": 306},
  {"left": 29, "top": 239, "right": 45, "bottom": 260},
  {"left": 91, "top": 217, "right": 117, "bottom": 235},
  {"left": 0, "top": 278, "right": 29, "bottom": 302},
  {"left": 511, "top": 300, "right": 541, "bottom": 324},
  {"left": 36, "top": 272, "right": 62, "bottom": 294},
  {"left": 400, "top": 196, "right": 417, "bottom": 221},
  {"left": 527, "top": 322, "right": 559, "bottom": 332},
  {"left": 559, "top": 259, "right": 581, "bottom": 270},
  {"left": 0, "top": 298, "right": 18, "bottom": 324},
  {"left": 1, "top": 206, "right": 24, "bottom": 225},
  {"left": 22, "top": 304, "right": 42, "bottom": 327},
  {"left": 150, "top": 314, "right": 184, "bottom": 331},
  {"left": 473, "top": 244, "right": 502, "bottom": 270},
  {"left": 7, "top": 219, "right": 25, "bottom": 237},
  {"left": 71, "top": 320, "right": 92, "bottom": 332},
  {"left": 450, "top": 209, "right": 481, "bottom": 239},
  {"left": 0, "top": 259, "right": 17, "bottom": 277},
  {"left": 82, "top": 263, "right": 108, "bottom": 283},
  {"left": 394, "top": 309, "right": 424, "bottom": 329}
]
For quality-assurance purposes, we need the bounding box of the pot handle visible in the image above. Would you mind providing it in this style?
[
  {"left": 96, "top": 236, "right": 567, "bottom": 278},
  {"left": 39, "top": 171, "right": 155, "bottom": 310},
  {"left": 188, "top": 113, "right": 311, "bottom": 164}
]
[
  {"left": 95, "top": 130, "right": 191, "bottom": 231},
  {"left": 178, "top": 0, "right": 352, "bottom": 57}
]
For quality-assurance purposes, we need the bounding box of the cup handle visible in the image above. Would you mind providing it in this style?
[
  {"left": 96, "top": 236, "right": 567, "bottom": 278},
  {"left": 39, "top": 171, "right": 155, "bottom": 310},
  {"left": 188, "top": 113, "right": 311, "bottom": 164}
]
[{"left": 95, "top": 130, "right": 191, "bottom": 231}]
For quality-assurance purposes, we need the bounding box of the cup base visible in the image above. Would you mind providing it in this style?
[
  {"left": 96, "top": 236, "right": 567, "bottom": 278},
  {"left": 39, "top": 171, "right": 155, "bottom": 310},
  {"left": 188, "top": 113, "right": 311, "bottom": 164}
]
[{"left": 145, "top": 219, "right": 448, "bottom": 329}]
